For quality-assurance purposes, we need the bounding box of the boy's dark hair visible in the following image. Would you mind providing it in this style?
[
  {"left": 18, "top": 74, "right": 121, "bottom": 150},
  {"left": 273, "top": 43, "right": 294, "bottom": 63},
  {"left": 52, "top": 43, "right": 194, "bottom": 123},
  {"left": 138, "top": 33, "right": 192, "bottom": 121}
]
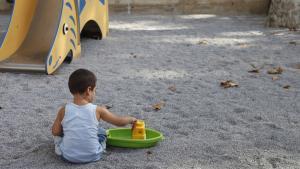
[{"left": 68, "top": 69, "right": 97, "bottom": 94}]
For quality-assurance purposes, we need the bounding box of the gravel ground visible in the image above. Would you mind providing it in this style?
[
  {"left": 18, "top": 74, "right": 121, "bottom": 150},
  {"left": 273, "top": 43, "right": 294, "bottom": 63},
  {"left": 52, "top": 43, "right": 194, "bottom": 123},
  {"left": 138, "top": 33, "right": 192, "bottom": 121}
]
[{"left": 0, "top": 13, "right": 300, "bottom": 169}]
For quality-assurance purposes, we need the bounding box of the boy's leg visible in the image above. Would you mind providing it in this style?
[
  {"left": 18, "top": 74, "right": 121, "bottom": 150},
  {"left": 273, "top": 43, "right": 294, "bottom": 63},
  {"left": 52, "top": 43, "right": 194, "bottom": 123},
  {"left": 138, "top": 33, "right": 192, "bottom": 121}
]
[
  {"left": 53, "top": 136, "right": 62, "bottom": 156},
  {"left": 97, "top": 128, "right": 107, "bottom": 150}
]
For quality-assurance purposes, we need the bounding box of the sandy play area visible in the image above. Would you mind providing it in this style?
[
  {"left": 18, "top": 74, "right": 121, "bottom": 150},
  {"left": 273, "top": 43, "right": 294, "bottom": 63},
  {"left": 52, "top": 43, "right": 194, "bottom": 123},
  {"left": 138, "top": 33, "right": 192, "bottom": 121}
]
[{"left": 0, "top": 14, "right": 300, "bottom": 168}]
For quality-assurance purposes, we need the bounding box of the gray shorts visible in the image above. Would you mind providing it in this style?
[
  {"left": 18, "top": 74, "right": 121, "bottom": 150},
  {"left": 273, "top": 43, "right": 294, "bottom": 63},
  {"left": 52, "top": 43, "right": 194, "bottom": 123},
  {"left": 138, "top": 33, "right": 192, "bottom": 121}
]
[{"left": 54, "top": 127, "right": 107, "bottom": 158}]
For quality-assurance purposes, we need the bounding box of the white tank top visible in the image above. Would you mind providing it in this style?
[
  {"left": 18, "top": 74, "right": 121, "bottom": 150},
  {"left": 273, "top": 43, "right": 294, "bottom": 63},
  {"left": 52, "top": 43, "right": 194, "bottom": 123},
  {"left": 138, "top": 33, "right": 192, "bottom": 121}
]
[{"left": 60, "top": 103, "right": 103, "bottom": 163}]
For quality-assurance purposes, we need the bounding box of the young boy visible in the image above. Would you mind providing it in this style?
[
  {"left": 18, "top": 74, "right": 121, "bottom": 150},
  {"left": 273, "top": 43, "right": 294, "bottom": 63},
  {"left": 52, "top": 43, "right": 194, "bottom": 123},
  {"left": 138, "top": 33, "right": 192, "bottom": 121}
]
[{"left": 52, "top": 69, "right": 137, "bottom": 163}]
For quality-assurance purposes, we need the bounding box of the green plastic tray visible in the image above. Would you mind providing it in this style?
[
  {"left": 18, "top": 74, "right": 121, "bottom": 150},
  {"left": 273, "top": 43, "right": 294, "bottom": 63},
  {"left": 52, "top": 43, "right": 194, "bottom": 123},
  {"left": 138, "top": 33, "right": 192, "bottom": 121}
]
[{"left": 106, "top": 128, "right": 164, "bottom": 148}]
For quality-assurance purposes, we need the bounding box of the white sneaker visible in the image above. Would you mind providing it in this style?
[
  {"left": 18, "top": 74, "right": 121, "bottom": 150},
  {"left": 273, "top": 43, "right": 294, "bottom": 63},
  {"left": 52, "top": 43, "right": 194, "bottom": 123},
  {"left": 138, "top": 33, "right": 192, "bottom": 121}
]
[
  {"left": 54, "top": 136, "right": 62, "bottom": 156},
  {"left": 55, "top": 145, "right": 62, "bottom": 156}
]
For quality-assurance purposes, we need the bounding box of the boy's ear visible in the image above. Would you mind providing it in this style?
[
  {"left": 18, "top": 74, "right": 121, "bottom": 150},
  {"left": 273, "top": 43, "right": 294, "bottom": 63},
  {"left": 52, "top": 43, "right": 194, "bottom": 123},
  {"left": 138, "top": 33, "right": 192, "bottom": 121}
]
[
  {"left": 87, "top": 86, "right": 92, "bottom": 92},
  {"left": 83, "top": 87, "right": 91, "bottom": 95},
  {"left": 87, "top": 86, "right": 94, "bottom": 92}
]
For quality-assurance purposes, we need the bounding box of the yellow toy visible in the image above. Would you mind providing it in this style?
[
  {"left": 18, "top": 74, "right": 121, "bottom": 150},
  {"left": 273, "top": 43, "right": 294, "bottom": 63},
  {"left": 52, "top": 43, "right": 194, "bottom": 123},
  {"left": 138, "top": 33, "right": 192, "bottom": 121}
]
[
  {"left": 132, "top": 120, "right": 146, "bottom": 140},
  {"left": 0, "top": 0, "right": 109, "bottom": 74}
]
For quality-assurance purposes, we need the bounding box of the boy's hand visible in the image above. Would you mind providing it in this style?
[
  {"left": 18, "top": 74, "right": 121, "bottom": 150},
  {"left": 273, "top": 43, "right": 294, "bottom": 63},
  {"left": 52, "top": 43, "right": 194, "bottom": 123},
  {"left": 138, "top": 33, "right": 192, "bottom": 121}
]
[
  {"left": 130, "top": 117, "right": 137, "bottom": 124},
  {"left": 130, "top": 117, "right": 137, "bottom": 130}
]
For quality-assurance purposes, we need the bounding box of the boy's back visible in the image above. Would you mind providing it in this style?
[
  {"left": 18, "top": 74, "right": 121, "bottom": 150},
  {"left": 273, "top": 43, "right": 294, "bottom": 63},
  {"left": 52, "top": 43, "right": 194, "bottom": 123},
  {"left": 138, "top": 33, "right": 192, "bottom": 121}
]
[{"left": 60, "top": 103, "right": 104, "bottom": 163}]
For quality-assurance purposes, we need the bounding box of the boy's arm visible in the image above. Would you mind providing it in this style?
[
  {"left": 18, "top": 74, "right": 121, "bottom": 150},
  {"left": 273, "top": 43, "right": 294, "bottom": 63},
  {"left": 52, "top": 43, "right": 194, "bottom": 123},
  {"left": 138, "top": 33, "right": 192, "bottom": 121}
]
[
  {"left": 96, "top": 106, "right": 136, "bottom": 127},
  {"left": 52, "top": 107, "right": 65, "bottom": 136}
]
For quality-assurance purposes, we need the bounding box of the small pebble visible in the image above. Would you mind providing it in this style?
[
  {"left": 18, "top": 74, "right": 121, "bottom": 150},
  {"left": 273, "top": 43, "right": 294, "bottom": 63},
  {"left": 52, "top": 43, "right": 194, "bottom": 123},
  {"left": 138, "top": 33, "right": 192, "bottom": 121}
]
[{"left": 146, "top": 151, "right": 153, "bottom": 155}]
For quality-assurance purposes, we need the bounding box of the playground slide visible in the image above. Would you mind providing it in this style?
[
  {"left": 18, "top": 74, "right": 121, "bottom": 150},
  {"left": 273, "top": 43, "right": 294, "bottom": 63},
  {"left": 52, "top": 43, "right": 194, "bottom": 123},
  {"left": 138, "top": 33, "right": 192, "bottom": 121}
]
[{"left": 0, "top": 0, "right": 109, "bottom": 74}]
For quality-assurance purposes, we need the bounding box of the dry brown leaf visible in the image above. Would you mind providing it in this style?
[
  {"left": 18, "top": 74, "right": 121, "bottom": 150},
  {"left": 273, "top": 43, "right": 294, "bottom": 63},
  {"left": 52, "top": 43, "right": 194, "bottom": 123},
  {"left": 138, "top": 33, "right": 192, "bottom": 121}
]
[
  {"left": 236, "top": 42, "right": 248, "bottom": 48},
  {"left": 249, "top": 64, "right": 261, "bottom": 73},
  {"left": 250, "top": 63, "right": 265, "bottom": 70},
  {"left": 270, "top": 31, "right": 280, "bottom": 35},
  {"left": 248, "top": 69, "right": 260, "bottom": 73},
  {"left": 283, "top": 85, "right": 291, "bottom": 89},
  {"left": 220, "top": 80, "right": 239, "bottom": 88},
  {"left": 198, "top": 40, "right": 208, "bottom": 45},
  {"left": 272, "top": 76, "right": 279, "bottom": 81},
  {"left": 267, "top": 67, "right": 283, "bottom": 75},
  {"left": 289, "top": 27, "right": 297, "bottom": 31},
  {"left": 168, "top": 85, "right": 177, "bottom": 92},
  {"left": 152, "top": 101, "right": 165, "bottom": 111}
]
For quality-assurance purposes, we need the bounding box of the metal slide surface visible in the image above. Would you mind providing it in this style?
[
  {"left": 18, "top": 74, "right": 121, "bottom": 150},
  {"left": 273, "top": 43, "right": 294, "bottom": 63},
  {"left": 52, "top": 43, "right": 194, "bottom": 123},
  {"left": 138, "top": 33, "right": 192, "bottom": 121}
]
[{"left": 0, "top": 0, "right": 63, "bottom": 73}]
